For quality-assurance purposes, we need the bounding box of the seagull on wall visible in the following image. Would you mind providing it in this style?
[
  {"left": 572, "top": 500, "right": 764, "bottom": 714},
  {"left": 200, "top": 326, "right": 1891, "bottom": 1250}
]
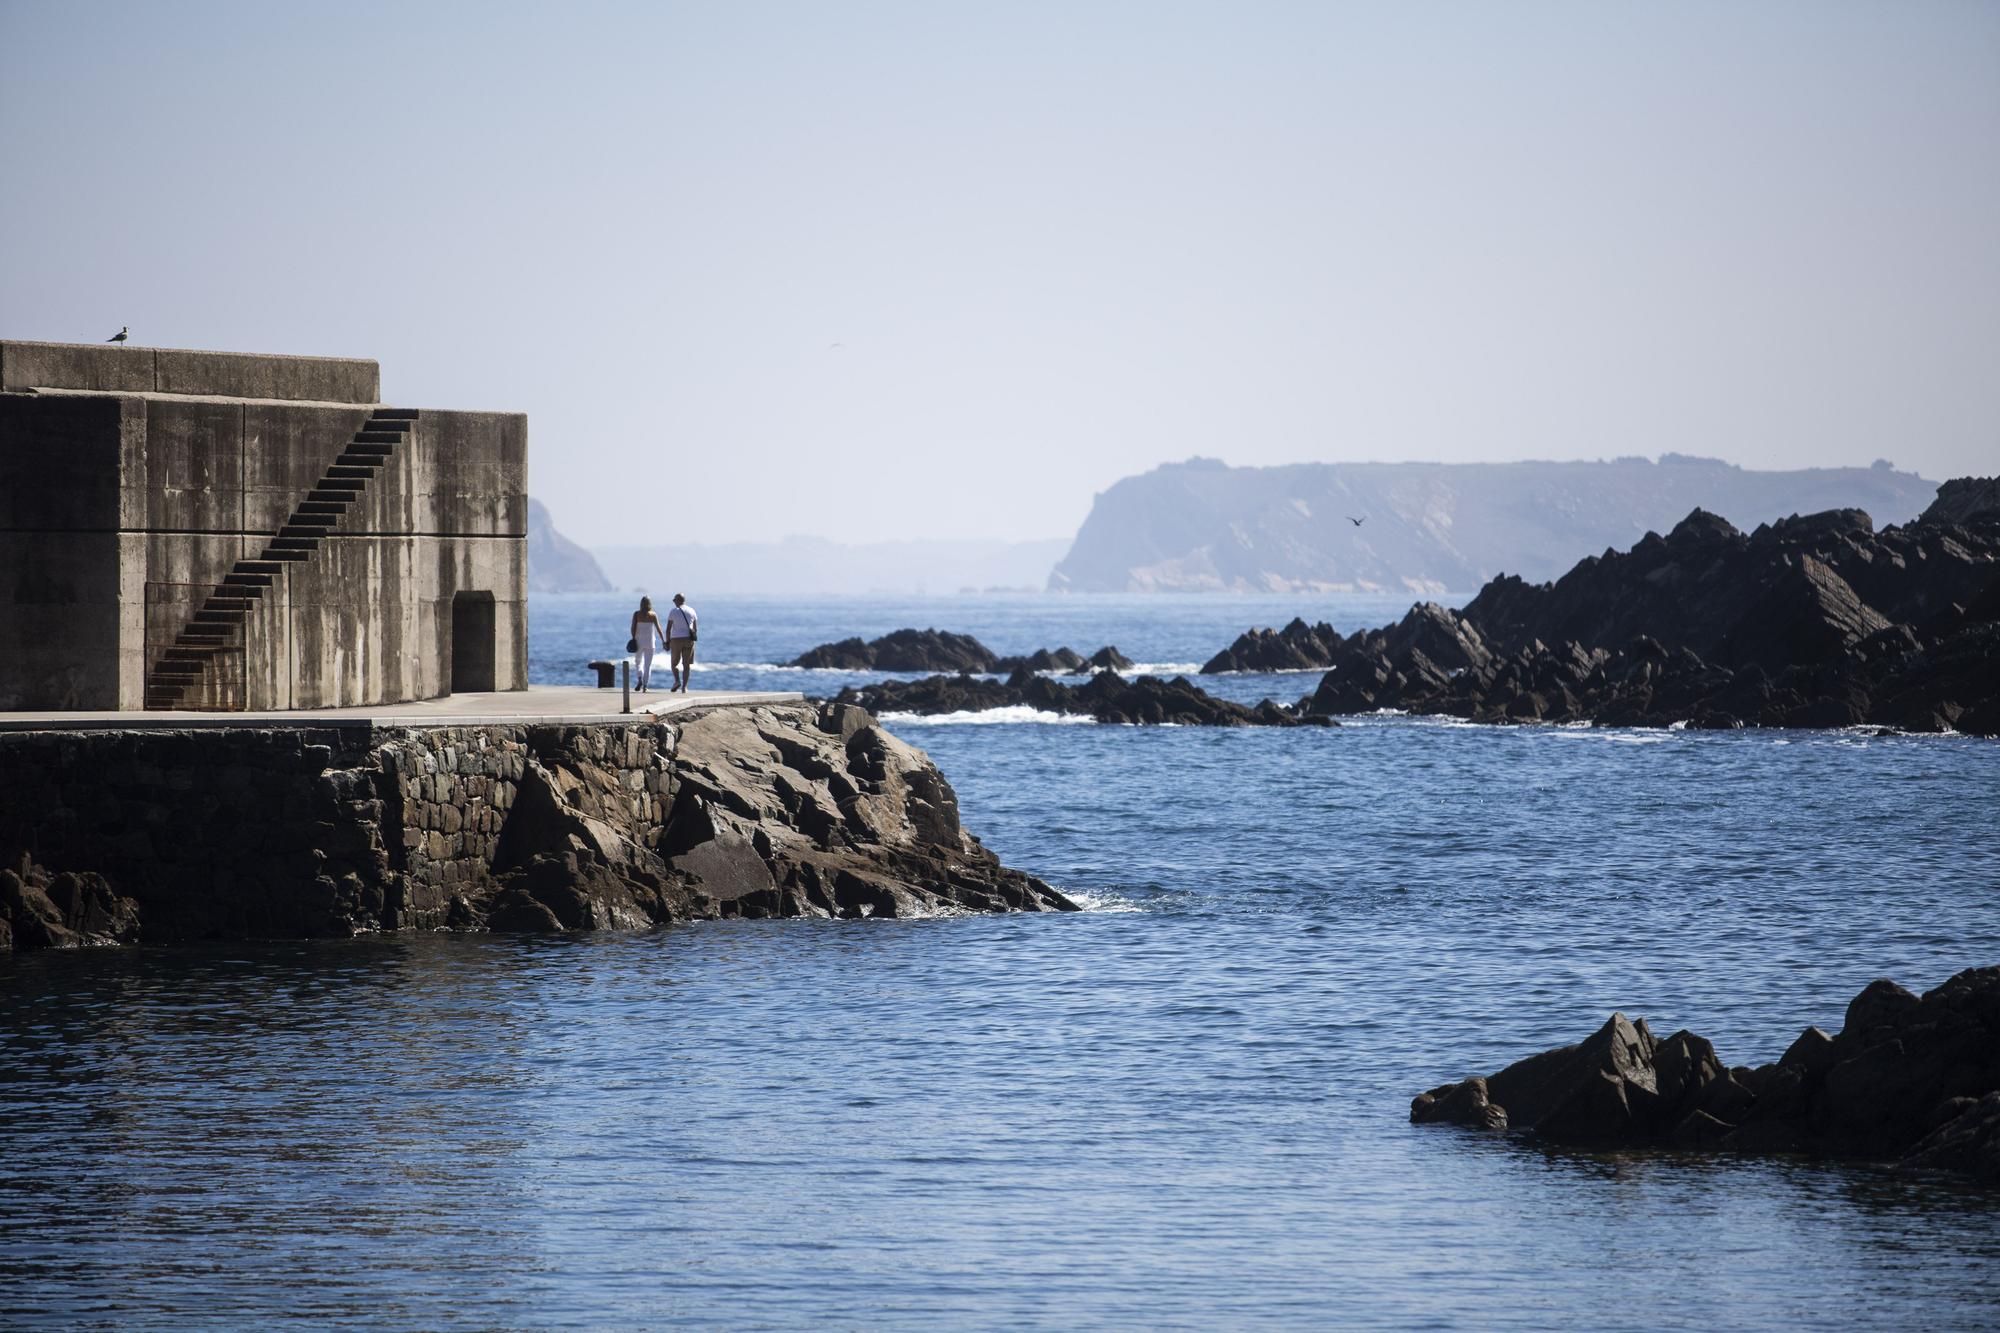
[
  {"left": 107, "top": 326, "right": 129, "bottom": 344},
  {"left": 1346, "top": 515, "right": 1366, "bottom": 527}
]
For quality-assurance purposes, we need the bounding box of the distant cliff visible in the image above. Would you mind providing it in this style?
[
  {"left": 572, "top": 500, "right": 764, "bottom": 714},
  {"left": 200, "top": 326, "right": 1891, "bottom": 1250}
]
[
  {"left": 1049, "top": 456, "right": 1939, "bottom": 593},
  {"left": 528, "top": 498, "right": 614, "bottom": 593}
]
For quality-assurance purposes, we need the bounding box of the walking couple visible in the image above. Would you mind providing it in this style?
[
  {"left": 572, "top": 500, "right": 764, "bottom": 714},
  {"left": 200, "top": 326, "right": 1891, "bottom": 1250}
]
[{"left": 630, "top": 593, "right": 698, "bottom": 693}]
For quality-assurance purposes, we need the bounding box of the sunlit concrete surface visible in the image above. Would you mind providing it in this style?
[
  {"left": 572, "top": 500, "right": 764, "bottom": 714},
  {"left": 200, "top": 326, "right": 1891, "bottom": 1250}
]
[{"left": 0, "top": 685, "right": 804, "bottom": 731}]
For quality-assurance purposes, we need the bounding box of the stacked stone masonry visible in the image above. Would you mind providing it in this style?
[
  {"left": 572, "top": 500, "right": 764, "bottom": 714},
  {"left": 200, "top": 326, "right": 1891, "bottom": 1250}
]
[{"left": 0, "top": 703, "right": 1074, "bottom": 950}]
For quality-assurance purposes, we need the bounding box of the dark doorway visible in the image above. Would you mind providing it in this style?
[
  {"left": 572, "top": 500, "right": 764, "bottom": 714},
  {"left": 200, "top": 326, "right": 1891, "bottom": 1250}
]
[{"left": 451, "top": 591, "right": 497, "bottom": 693}]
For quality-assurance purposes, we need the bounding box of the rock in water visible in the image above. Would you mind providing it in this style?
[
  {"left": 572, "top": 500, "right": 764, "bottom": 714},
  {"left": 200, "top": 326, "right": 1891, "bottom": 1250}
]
[
  {"left": 835, "top": 669, "right": 1336, "bottom": 728},
  {"left": 1086, "top": 645, "right": 1136, "bottom": 672},
  {"left": 992, "top": 647, "right": 1089, "bottom": 674},
  {"left": 1410, "top": 967, "right": 2000, "bottom": 1186},
  {"left": 1201, "top": 618, "right": 1345, "bottom": 673},
  {"left": 791, "top": 629, "right": 999, "bottom": 672},
  {"left": 0, "top": 859, "right": 141, "bottom": 949},
  {"left": 1297, "top": 479, "right": 2000, "bottom": 733},
  {"left": 793, "top": 631, "right": 1137, "bottom": 677}
]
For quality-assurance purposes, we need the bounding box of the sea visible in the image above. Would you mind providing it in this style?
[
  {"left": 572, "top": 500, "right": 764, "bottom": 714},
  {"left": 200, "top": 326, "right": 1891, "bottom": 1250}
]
[{"left": 4, "top": 591, "right": 1999, "bottom": 1330}]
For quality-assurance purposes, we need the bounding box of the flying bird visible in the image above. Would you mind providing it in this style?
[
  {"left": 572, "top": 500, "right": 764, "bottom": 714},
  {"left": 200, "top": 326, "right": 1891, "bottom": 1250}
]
[
  {"left": 1346, "top": 515, "right": 1366, "bottom": 527},
  {"left": 107, "top": 326, "right": 129, "bottom": 344}
]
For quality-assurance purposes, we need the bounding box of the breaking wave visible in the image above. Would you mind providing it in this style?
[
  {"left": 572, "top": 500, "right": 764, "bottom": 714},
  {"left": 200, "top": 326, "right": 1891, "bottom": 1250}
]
[{"left": 877, "top": 707, "right": 1097, "bottom": 726}]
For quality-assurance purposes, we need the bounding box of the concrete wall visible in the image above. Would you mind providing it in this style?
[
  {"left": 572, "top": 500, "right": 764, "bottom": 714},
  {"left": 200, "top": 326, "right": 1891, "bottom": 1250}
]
[
  {"left": 1, "top": 346, "right": 526, "bottom": 711},
  {"left": 0, "top": 396, "right": 128, "bottom": 709},
  {"left": 1, "top": 340, "right": 379, "bottom": 403}
]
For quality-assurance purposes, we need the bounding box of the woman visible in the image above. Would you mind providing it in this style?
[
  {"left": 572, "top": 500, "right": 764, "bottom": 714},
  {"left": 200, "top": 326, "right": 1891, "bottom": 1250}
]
[{"left": 629, "top": 596, "right": 668, "bottom": 692}]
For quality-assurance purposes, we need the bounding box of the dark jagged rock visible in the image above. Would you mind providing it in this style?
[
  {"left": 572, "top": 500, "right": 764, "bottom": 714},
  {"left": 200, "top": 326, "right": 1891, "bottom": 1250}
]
[
  {"left": 992, "top": 647, "right": 1088, "bottom": 674},
  {"left": 989, "top": 645, "right": 1133, "bottom": 675},
  {"left": 792, "top": 628, "right": 999, "bottom": 672},
  {"left": 794, "top": 631, "right": 1136, "bottom": 678},
  {"left": 1411, "top": 967, "right": 2000, "bottom": 1186},
  {"left": 1920, "top": 476, "right": 2000, "bottom": 528},
  {"left": 0, "top": 858, "right": 141, "bottom": 950},
  {"left": 1296, "top": 480, "right": 2000, "bottom": 734},
  {"left": 0, "top": 704, "right": 1076, "bottom": 952},
  {"left": 1087, "top": 645, "right": 1136, "bottom": 672},
  {"left": 1202, "top": 618, "right": 1345, "bottom": 674},
  {"left": 835, "top": 669, "right": 1335, "bottom": 728}
]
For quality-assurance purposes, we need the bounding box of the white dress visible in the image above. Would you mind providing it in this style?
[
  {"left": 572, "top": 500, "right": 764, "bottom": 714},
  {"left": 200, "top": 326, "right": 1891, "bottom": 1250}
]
[{"left": 634, "top": 618, "right": 662, "bottom": 686}]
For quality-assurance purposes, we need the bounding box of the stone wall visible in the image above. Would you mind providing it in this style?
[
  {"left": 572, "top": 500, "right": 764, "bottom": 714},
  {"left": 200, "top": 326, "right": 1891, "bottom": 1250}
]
[{"left": 0, "top": 703, "right": 1074, "bottom": 951}]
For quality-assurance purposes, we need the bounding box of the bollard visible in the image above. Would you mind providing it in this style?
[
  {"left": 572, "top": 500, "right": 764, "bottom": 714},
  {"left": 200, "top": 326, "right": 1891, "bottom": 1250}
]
[{"left": 622, "top": 660, "right": 631, "bottom": 714}]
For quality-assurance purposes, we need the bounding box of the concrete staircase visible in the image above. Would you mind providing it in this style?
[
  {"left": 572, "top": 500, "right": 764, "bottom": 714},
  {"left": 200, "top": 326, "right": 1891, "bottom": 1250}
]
[{"left": 143, "top": 409, "right": 418, "bottom": 710}]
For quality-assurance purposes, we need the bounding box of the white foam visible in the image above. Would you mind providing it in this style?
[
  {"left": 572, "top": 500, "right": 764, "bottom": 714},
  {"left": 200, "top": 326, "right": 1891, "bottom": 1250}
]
[
  {"left": 1119, "top": 662, "right": 1208, "bottom": 677},
  {"left": 1199, "top": 666, "right": 1327, "bottom": 677},
  {"left": 1549, "top": 727, "right": 1673, "bottom": 745},
  {"left": 1060, "top": 888, "right": 1143, "bottom": 913},
  {"left": 877, "top": 706, "right": 1096, "bottom": 726}
]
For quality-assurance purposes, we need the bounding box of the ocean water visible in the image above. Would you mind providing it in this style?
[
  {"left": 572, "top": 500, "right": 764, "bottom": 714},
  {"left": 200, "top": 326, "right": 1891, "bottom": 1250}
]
[{"left": 4, "top": 593, "right": 1999, "bottom": 1330}]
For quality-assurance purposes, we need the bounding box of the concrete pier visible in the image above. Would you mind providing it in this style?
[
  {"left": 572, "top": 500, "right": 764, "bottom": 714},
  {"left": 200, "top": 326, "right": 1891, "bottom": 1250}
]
[{"left": 0, "top": 686, "right": 805, "bottom": 733}]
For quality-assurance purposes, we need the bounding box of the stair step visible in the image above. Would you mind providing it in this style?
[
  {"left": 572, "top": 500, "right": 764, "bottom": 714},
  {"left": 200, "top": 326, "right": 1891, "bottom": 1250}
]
[
  {"left": 351, "top": 433, "right": 401, "bottom": 446},
  {"left": 298, "top": 501, "right": 348, "bottom": 515},
  {"left": 222, "top": 576, "right": 273, "bottom": 592},
  {"left": 333, "top": 454, "right": 387, "bottom": 468},
  {"left": 163, "top": 649, "right": 219, "bottom": 664},
  {"left": 308, "top": 486, "right": 362, "bottom": 501},
  {"left": 284, "top": 514, "right": 338, "bottom": 529},
  {"left": 191, "top": 612, "right": 245, "bottom": 627},
  {"left": 370, "top": 407, "right": 419, "bottom": 421},
  {"left": 259, "top": 548, "right": 311, "bottom": 562},
  {"left": 236, "top": 561, "right": 283, "bottom": 575},
  {"left": 269, "top": 537, "right": 320, "bottom": 551},
  {"left": 326, "top": 465, "right": 374, "bottom": 480}
]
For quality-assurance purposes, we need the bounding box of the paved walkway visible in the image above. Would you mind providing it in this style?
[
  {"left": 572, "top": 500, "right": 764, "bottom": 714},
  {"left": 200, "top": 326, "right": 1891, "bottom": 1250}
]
[{"left": 0, "top": 686, "right": 805, "bottom": 732}]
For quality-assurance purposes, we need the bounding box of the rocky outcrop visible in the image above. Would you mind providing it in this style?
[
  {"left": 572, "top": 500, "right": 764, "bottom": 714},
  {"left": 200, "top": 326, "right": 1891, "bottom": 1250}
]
[
  {"left": 792, "top": 629, "right": 1136, "bottom": 677},
  {"left": 1201, "top": 618, "right": 1344, "bottom": 673},
  {"left": 1297, "top": 485, "right": 2000, "bottom": 734},
  {"left": 1411, "top": 968, "right": 2000, "bottom": 1185},
  {"left": 0, "top": 703, "right": 1075, "bottom": 952},
  {"left": 1049, "top": 454, "right": 1940, "bottom": 593},
  {"left": 993, "top": 647, "right": 1087, "bottom": 673},
  {"left": 526, "top": 497, "right": 615, "bottom": 593},
  {"left": 0, "top": 859, "right": 140, "bottom": 950},
  {"left": 991, "top": 645, "right": 1136, "bottom": 675},
  {"left": 793, "top": 629, "right": 999, "bottom": 672},
  {"left": 1919, "top": 476, "right": 2000, "bottom": 528},
  {"left": 836, "top": 669, "right": 1334, "bottom": 728},
  {"left": 1085, "top": 645, "right": 1137, "bottom": 672}
]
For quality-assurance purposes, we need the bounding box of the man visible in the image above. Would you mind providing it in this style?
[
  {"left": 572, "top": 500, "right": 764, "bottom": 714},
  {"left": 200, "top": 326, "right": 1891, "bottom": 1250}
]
[{"left": 665, "top": 592, "right": 698, "bottom": 693}]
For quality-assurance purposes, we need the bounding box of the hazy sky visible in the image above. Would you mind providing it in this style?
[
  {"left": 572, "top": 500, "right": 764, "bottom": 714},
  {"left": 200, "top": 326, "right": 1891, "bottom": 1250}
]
[{"left": 3, "top": 1, "right": 1995, "bottom": 545}]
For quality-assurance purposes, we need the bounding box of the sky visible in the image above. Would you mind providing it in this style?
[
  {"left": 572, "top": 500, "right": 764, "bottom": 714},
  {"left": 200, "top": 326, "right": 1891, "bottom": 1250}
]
[{"left": 2, "top": 1, "right": 1995, "bottom": 546}]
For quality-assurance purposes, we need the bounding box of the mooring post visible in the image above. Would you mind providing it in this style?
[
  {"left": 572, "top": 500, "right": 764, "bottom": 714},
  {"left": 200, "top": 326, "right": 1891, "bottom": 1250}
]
[{"left": 622, "top": 660, "right": 631, "bottom": 714}]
